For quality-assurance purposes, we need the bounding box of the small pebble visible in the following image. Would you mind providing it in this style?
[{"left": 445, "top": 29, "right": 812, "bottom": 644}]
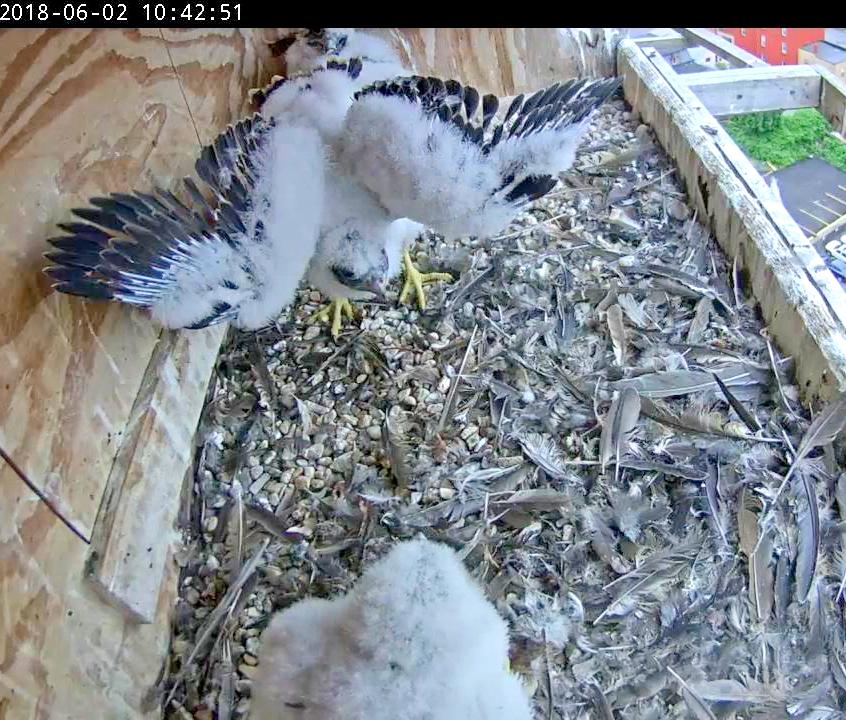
[{"left": 239, "top": 664, "right": 259, "bottom": 679}]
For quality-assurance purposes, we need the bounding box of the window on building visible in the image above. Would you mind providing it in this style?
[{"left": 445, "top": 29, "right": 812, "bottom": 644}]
[
  {"left": 741, "top": 28, "right": 747, "bottom": 37},
  {"left": 761, "top": 34, "right": 767, "bottom": 47},
  {"left": 781, "top": 28, "right": 788, "bottom": 37},
  {"left": 781, "top": 42, "right": 788, "bottom": 54}
]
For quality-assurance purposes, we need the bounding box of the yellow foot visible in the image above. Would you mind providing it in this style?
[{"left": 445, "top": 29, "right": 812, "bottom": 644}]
[
  {"left": 398, "top": 249, "right": 454, "bottom": 310},
  {"left": 309, "top": 298, "right": 357, "bottom": 340}
]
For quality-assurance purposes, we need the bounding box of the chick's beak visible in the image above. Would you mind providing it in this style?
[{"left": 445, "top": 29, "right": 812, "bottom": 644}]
[{"left": 359, "top": 279, "right": 386, "bottom": 302}]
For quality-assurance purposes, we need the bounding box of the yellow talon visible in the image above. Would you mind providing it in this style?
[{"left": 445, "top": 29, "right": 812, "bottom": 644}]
[
  {"left": 398, "top": 248, "right": 454, "bottom": 310},
  {"left": 309, "top": 298, "right": 357, "bottom": 339}
]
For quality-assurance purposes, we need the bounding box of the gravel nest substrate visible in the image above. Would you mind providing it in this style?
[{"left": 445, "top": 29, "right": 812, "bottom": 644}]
[{"left": 157, "top": 97, "right": 846, "bottom": 720}]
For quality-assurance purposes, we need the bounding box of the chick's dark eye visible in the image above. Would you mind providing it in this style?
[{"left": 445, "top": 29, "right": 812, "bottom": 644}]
[{"left": 331, "top": 266, "right": 356, "bottom": 284}]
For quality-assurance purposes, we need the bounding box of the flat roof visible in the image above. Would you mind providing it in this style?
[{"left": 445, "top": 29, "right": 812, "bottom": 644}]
[
  {"left": 673, "top": 60, "right": 714, "bottom": 74},
  {"left": 801, "top": 40, "right": 846, "bottom": 64}
]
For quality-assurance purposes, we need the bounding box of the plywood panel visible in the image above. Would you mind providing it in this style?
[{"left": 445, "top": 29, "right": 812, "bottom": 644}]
[
  {"left": 0, "top": 28, "right": 281, "bottom": 720},
  {"left": 0, "top": 29, "right": 205, "bottom": 538},
  {"left": 157, "top": 28, "right": 284, "bottom": 143},
  {"left": 0, "top": 504, "right": 180, "bottom": 720},
  {"left": 381, "top": 28, "right": 619, "bottom": 96}
]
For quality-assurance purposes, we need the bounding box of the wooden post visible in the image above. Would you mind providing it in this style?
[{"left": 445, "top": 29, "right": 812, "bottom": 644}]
[
  {"left": 619, "top": 39, "right": 846, "bottom": 401},
  {"left": 679, "top": 65, "right": 822, "bottom": 117}
]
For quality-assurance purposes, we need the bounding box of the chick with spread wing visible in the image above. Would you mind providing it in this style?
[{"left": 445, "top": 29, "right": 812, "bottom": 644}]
[
  {"left": 45, "top": 41, "right": 619, "bottom": 340},
  {"left": 253, "top": 45, "right": 620, "bottom": 337},
  {"left": 337, "top": 74, "right": 621, "bottom": 313},
  {"left": 43, "top": 114, "right": 326, "bottom": 331}
]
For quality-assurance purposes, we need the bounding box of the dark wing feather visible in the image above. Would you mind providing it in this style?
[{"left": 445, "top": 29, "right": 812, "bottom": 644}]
[
  {"left": 354, "top": 74, "right": 620, "bottom": 154},
  {"left": 342, "top": 74, "right": 620, "bottom": 238},
  {"left": 43, "top": 113, "right": 275, "bottom": 323}
]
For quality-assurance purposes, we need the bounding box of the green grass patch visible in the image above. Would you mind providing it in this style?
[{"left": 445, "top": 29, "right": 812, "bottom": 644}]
[{"left": 724, "top": 108, "right": 846, "bottom": 172}]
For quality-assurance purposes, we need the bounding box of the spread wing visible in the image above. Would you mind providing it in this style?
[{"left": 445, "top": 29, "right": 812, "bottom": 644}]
[
  {"left": 337, "top": 75, "right": 620, "bottom": 239},
  {"left": 44, "top": 115, "right": 325, "bottom": 330}
]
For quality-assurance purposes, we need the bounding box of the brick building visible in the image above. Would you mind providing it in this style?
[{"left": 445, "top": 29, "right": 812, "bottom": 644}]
[{"left": 713, "top": 28, "right": 825, "bottom": 64}]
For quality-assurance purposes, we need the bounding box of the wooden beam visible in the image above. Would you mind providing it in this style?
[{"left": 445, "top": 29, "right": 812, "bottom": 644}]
[
  {"left": 680, "top": 65, "right": 822, "bottom": 117},
  {"left": 817, "top": 64, "right": 846, "bottom": 134},
  {"left": 87, "top": 325, "right": 225, "bottom": 623},
  {"left": 672, "top": 27, "right": 767, "bottom": 68},
  {"left": 619, "top": 40, "right": 846, "bottom": 401}
]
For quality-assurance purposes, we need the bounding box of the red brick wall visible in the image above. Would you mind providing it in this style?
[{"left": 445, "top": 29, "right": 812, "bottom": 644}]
[{"left": 714, "top": 28, "right": 825, "bottom": 64}]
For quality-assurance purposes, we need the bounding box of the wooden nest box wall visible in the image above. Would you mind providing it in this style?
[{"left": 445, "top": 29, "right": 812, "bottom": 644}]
[
  {"left": 0, "top": 28, "right": 616, "bottom": 719},
  {"left": 619, "top": 29, "right": 846, "bottom": 404}
]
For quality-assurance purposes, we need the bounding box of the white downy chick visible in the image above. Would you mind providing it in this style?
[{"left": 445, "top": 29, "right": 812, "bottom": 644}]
[
  {"left": 44, "top": 115, "right": 326, "bottom": 330},
  {"left": 304, "top": 75, "right": 620, "bottom": 307},
  {"left": 256, "top": 60, "right": 366, "bottom": 146},
  {"left": 304, "top": 168, "right": 393, "bottom": 303},
  {"left": 254, "top": 33, "right": 420, "bottom": 306},
  {"left": 253, "top": 58, "right": 418, "bottom": 305},
  {"left": 250, "top": 536, "right": 533, "bottom": 720}
]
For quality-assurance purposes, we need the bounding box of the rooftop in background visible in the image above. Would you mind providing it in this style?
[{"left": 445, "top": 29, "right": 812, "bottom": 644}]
[
  {"left": 770, "top": 157, "right": 846, "bottom": 237},
  {"left": 673, "top": 60, "right": 714, "bottom": 74},
  {"left": 825, "top": 27, "right": 846, "bottom": 47},
  {"left": 801, "top": 40, "right": 846, "bottom": 65},
  {"left": 666, "top": 46, "right": 719, "bottom": 74},
  {"left": 622, "top": 28, "right": 676, "bottom": 39}
]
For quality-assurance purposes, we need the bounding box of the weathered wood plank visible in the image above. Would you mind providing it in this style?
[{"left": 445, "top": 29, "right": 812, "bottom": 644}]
[
  {"left": 680, "top": 65, "right": 822, "bottom": 117},
  {"left": 673, "top": 27, "right": 767, "bottom": 68},
  {"left": 87, "top": 325, "right": 225, "bottom": 622},
  {"left": 619, "top": 40, "right": 846, "bottom": 401}
]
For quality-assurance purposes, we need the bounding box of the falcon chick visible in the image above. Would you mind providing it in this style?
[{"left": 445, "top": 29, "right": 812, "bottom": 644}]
[
  {"left": 43, "top": 60, "right": 379, "bottom": 332},
  {"left": 255, "top": 55, "right": 620, "bottom": 337},
  {"left": 256, "top": 31, "right": 456, "bottom": 327},
  {"left": 250, "top": 536, "right": 533, "bottom": 720},
  {"left": 334, "top": 73, "right": 622, "bottom": 313}
]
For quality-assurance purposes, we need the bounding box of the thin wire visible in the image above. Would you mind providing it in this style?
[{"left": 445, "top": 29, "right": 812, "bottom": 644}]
[
  {"left": 159, "top": 29, "right": 204, "bottom": 149},
  {"left": 0, "top": 445, "right": 90, "bottom": 544}
]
